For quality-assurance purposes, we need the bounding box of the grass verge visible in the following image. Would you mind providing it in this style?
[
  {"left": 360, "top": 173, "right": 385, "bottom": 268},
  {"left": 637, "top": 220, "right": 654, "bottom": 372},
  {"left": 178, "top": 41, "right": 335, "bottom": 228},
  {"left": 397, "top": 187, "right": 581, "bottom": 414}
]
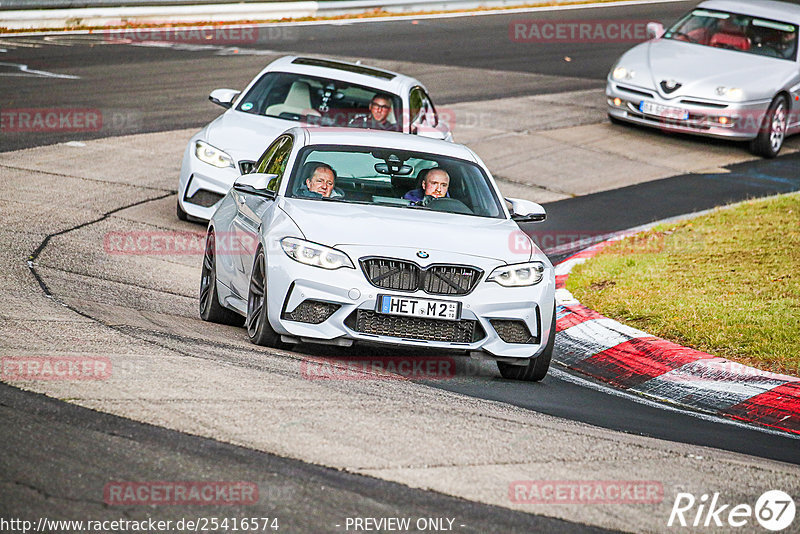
[{"left": 565, "top": 192, "right": 800, "bottom": 377}]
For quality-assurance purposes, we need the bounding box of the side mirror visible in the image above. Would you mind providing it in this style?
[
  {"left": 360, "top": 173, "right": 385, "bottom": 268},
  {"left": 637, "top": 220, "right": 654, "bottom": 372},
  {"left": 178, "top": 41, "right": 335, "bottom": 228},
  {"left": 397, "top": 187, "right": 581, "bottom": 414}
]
[
  {"left": 506, "top": 197, "right": 546, "bottom": 223},
  {"left": 209, "top": 88, "right": 241, "bottom": 109},
  {"left": 233, "top": 173, "right": 278, "bottom": 198},
  {"left": 646, "top": 22, "right": 665, "bottom": 40}
]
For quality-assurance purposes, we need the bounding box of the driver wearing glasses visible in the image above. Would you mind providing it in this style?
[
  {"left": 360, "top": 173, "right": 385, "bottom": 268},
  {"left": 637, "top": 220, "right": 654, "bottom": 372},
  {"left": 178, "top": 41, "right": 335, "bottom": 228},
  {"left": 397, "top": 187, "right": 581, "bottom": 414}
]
[{"left": 348, "top": 93, "right": 398, "bottom": 131}]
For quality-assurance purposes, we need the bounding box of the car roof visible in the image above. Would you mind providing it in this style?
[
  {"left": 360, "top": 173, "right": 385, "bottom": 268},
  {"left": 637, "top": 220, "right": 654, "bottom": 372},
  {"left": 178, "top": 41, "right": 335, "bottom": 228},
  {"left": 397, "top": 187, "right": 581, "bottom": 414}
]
[
  {"left": 697, "top": 0, "right": 800, "bottom": 26},
  {"left": 292, "top": 127, "right": 479, "bottom": 162},
  {"left": 262, "top": 55, "right": 416, "bottom": 93}
]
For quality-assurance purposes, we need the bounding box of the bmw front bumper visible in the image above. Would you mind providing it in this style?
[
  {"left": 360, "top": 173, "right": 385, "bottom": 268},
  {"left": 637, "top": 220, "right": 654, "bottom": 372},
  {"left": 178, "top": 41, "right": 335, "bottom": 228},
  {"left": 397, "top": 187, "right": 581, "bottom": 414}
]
[{"left": 262, "top": 243, "right": 556, "bottom": 361}]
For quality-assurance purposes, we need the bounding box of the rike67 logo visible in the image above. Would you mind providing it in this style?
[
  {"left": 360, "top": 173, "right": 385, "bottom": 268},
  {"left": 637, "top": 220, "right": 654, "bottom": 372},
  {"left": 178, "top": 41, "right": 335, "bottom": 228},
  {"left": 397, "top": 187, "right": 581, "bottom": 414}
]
[{"left": 668, "top": 490, "right": 796, "bottom": 531}]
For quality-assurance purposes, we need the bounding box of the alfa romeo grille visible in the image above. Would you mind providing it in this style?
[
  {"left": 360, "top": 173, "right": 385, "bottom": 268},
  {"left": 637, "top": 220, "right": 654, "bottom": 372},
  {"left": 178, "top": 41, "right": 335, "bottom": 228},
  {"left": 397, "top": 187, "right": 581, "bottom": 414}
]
[
  {"left": 345, "top": 310, "right": 483, "bottom": 343},
  {"left": 360, "top": 258, "right": 481, "bottom": 296}
]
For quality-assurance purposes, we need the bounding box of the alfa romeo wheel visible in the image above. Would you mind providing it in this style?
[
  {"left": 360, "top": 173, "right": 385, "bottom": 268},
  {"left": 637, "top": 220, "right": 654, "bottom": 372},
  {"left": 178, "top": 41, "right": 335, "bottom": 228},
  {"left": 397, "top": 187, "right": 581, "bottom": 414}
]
[{"left": 750, "top": 95, "right": 788, "bottom": 159}]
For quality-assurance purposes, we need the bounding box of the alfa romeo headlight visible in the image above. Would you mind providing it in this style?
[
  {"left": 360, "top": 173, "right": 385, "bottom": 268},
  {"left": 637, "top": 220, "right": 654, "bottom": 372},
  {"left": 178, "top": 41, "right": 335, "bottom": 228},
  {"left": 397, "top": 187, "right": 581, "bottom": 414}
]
[
  {"left": 195, "top": 140, "right": 234, "bottom": 168},
  {"left": 487, "top": 262, "right": 545, "bottom": 287},
  {"left": 612, "top": 66, "right": 635, "bottom": 80},
  {"left": 716, "top": 87, "right": 744, "bottom": 101},
  {"left": 280, "top": 237, "right": 354, "bottom": 270}
]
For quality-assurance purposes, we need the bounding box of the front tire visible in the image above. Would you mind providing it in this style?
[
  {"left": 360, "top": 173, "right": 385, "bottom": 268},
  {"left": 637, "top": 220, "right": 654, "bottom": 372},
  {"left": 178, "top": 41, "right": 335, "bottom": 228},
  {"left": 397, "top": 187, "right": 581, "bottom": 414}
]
[
  {"left": 200, "top": 231, "right": 243, "bottom": 326},
  {"left": 246, "top": 249, "right": 283, "bottom": 347},
  {"left": 497, "top": 304, "right": 556, "bottom": 382},
  {"left": 750, "top": 95, "right": 788, "bottom": 159}
]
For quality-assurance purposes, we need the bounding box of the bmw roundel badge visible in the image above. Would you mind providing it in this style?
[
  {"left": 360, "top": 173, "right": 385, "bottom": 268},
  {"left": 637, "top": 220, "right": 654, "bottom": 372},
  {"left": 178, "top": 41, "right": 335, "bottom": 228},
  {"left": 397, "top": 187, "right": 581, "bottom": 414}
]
[{"left": 416, "top": 250, "right": 429, "bottom": 259}]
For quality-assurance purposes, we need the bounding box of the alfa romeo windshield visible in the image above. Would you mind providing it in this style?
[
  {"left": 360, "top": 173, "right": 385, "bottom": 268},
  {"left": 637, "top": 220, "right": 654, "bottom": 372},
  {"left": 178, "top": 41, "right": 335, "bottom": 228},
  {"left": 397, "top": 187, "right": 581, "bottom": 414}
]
[{"left": 664, "top": 9, "right": 798, "bottom": 60}]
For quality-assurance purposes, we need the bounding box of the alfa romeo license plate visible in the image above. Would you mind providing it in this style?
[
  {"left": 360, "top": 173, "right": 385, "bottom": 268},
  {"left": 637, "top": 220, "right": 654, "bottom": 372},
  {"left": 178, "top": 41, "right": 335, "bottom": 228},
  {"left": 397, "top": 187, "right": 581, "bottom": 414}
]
[
  {"left": 377, "top": 295, "right": 460, "bottom": 321},
  {"left": 639, "top": 101, "right": 689, "bottom": 120}
]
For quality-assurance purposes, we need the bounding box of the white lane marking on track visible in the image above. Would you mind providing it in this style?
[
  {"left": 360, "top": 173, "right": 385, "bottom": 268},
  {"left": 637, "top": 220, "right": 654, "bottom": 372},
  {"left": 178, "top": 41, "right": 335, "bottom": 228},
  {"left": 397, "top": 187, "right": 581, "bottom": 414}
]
[
  {"left": 0, "top": 38, "right": 42, "bottom": 48},
  {"left": 0, "top": 62, "right": 80, "bottom": 79},
  {"left": 549, "top": 367, "right": 800, "bottom": 439}
]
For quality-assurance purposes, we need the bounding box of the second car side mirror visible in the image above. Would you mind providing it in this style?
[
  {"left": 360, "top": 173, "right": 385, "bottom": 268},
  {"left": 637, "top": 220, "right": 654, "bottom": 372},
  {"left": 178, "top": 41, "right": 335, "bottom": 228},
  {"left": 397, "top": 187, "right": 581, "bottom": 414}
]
[
  {"left": 209, "top": 88, "right": 241, "bottom": 109},
  {"left": 646, "top": 22, "right": 665, "bottom": 40},
  {"left": 506, "top": 197, "right": 546, "bottom": 223}
]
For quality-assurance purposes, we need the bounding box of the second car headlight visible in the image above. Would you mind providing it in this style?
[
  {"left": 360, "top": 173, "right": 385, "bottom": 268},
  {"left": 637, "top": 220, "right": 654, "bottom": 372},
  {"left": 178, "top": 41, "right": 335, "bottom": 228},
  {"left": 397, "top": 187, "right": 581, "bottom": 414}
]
[
  {"left": 280, "top": 237, "right": 354, "bottom": 270},
  {"left": 487, "top": 262, "right": 546, "bottom": 287},
  {"left": 612, "top": 66, "right": 635, "bottom": 81},
  {"left": 195, "top": 140, "right": 235, "bottom": 168}
]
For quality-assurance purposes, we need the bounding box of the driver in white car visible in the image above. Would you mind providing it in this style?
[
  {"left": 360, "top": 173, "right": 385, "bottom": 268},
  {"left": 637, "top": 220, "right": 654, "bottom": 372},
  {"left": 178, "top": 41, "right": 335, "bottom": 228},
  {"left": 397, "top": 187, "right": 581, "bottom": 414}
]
[{"left": 403, "top": 168, "right": 450, "bottom": 202}]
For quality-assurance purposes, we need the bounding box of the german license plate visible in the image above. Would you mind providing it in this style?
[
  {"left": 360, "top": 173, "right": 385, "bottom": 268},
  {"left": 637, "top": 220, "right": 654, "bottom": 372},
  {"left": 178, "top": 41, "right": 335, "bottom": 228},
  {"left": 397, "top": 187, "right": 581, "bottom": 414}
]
[
  {"left": 639, "top": 101, "right": 688, "bottom": 120},
  {"left": 377, "top": 295, "right": 460, "bottom": 321}
]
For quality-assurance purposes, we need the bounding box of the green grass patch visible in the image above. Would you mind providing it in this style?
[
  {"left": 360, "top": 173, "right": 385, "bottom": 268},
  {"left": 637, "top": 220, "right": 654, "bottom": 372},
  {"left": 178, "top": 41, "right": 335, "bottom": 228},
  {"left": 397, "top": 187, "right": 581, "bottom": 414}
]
[{"left": 566, "top": 192, "right": 800, "bottom": 377}]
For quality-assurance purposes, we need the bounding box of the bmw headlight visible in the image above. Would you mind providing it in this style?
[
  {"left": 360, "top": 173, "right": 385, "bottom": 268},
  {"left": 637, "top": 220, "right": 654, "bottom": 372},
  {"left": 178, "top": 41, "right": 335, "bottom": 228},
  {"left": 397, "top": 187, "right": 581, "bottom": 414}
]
[
  {"left": 612, "top": 66, "right": 635, "bottom": 81},
  {"left": 195, "top": 140, "right": 234, "bottom": 168},
  {"left": 487, "top": 262, "right": 546, "bottom": 287},
  {"left": 280, "top": 237, "right": 354, "bottom": 270}
]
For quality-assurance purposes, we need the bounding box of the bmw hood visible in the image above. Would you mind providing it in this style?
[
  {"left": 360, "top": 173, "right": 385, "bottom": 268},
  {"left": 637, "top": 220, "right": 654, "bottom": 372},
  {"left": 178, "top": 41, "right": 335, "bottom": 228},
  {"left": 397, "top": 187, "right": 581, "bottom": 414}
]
[
  {"left": 279, "top": 199, "right": 539, "bottom": 264},
  {"left": 616, "top": 39, "right": 797, "bottom": 101},
  {"left": 203, "top": 110, "right": 295, "bottom": 159}
]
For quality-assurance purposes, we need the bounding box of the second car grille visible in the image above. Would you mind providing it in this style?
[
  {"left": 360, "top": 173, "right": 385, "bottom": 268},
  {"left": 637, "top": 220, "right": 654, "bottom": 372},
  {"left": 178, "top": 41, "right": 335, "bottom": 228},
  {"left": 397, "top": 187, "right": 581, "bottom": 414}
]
[
  {"left": 185, "top": 189, "right": 224, "bottom": 208},
  {"left": 345, "top": 310, "right": 483, "bottom": 343},
  {"left": 360, "top": 258, "right": 482, "bottom": 296}
]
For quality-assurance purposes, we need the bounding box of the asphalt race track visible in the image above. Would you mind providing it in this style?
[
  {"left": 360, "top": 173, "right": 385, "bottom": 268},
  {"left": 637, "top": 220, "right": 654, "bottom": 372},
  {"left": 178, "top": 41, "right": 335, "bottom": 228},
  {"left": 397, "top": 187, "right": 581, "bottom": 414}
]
[{"left": 2, "top": 1, "right": 800, "bottom": 532}]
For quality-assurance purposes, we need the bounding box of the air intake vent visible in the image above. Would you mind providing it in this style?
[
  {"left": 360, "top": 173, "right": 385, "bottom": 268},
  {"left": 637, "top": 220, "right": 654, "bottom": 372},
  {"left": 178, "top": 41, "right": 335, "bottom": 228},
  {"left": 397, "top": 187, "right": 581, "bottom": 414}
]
[{"left": 346, "top": 309, "right": 484, "bottom": 343}]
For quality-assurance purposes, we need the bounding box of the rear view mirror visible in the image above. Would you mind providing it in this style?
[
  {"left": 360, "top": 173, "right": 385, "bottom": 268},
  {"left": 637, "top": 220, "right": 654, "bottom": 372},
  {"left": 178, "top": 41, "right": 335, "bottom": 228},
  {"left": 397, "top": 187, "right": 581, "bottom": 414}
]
[
  {"left": 506, "top": 197, "right": 546, "bottom": 223},
  {"left": 375, "top": 162, "right": 413, "bottom": 176},
  {"left": 209, "top": 88, "right": 241, "bottom": 109}
]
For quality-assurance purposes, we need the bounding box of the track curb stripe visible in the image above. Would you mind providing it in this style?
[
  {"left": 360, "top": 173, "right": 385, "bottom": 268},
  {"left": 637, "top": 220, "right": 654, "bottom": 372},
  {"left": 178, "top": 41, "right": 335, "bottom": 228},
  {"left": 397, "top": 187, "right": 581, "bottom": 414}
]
[{"left": 553, "top": 236, "right": 800, "bottom": 436}]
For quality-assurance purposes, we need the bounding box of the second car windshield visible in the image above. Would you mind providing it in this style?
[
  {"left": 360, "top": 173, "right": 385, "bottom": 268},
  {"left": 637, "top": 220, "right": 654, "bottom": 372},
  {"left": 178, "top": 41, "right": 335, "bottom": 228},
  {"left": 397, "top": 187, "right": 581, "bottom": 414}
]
[
  {"left": 236, "top": 72, "right": 403, "bottom": 131},
  {"left": 286, "top": 146, "right": 505, "bottom": 219},
  {"left": 664, "top": 9, "right": 799, "bottom": 60}
]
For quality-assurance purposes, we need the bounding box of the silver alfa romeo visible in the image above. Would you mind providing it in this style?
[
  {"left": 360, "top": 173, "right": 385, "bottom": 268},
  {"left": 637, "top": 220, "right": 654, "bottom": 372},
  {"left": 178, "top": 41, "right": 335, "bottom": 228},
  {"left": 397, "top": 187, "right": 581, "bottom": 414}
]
[{"left": 607, "top": 0, "right": 800, "bottom": 157}]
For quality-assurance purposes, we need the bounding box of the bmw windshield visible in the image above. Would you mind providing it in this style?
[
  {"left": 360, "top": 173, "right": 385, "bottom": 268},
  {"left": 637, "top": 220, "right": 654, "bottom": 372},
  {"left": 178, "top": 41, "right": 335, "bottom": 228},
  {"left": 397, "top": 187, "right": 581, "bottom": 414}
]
[
  {"left": 286, "top": 145, "right": 506, "bottom": 219},
  {"left": 664, "top": 9, "right": 799, "bottom": 60}
]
